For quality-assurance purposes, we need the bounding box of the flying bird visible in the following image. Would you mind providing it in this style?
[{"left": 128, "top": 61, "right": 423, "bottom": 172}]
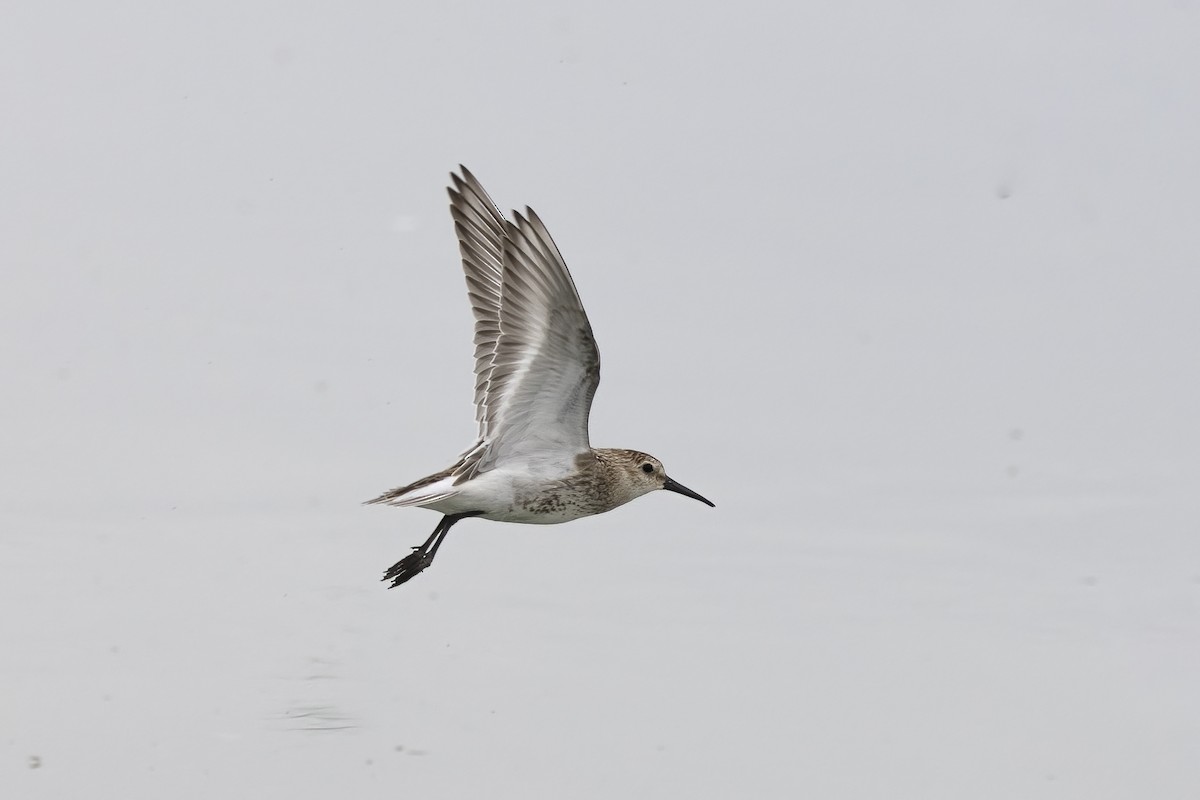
[{"left": 368, "top": 167, "right": 714, "bottom": 587}]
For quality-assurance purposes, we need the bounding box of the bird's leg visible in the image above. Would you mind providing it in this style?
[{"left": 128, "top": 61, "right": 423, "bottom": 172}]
[{"left": 382, "top": 512, "right": 482, "bottom": 589}]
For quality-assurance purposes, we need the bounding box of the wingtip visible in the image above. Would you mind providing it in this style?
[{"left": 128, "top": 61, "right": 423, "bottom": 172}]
[
  {"left": 454, "top": 164, "right": 482, "bottom": 188},
  {"left": 509, "top": 205, "right": 543, "bottom": 230}
]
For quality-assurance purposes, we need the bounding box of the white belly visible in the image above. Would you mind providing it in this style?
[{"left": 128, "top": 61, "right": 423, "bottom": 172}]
[{"left": 422, "top": 465, "right": 602, "bottom": 524}]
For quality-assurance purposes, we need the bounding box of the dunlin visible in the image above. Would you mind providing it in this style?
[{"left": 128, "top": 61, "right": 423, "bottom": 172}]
[{"left": 369, "top": 167, "right": 714, "bottom": 588}]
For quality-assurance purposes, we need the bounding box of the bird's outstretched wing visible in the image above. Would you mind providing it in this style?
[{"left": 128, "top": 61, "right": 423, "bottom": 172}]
[
  {"left": 368, "top": 169, "right": 599, "bottom": 505},
  {"left": 447, "top": 166, "right": 506, "bottom": 438},
  {"left": 476, "top": 206, "right": 600, "bottom": 471},
  {"left": 446, "top": 168, "right": 599, "bottom": 477}
]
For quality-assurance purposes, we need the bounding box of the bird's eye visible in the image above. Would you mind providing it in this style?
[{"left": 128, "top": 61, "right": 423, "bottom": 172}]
[{"left": 642, "top": 463, "right": 654, "bottom": 474}]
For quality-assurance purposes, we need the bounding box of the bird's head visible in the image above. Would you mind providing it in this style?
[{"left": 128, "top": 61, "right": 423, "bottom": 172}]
[{"left": 604, "top": 450, "right": 715, "bottom": 507}]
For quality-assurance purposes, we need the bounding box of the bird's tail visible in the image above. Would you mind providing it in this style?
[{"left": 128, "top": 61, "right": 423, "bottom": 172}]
[{"left": 364, "top": 470, "right": 460, "bottom": 508}]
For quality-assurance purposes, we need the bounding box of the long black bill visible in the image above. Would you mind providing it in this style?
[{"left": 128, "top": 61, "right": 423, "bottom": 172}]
[{"left": 662, "top": 477, "right": 716, "bottom": 507}]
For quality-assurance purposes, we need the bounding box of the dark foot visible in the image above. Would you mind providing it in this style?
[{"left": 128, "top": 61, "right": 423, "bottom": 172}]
[
  {"left": 382, "top": 547, "right": 434, "bottom": 588},
  {"left": 381, "top": 512, "right": 482, "bottom": 590}
]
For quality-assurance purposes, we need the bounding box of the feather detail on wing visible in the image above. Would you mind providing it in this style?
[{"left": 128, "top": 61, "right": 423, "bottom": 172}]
[
  {"left": 475, "top": 206, "right": 600, "bottom": 471},
  {"left": 448, "top": 166, "right": 506, "bottom": 438}
]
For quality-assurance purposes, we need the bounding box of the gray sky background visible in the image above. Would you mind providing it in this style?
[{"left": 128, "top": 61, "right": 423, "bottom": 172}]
[{"left": 3, "top": 2, "right": 1199, "bottom": 798}]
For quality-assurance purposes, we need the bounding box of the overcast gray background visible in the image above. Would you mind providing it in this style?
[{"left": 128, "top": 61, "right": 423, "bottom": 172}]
[{"left": 3, "top": 1, "right": 1199, "bottom": 798}]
